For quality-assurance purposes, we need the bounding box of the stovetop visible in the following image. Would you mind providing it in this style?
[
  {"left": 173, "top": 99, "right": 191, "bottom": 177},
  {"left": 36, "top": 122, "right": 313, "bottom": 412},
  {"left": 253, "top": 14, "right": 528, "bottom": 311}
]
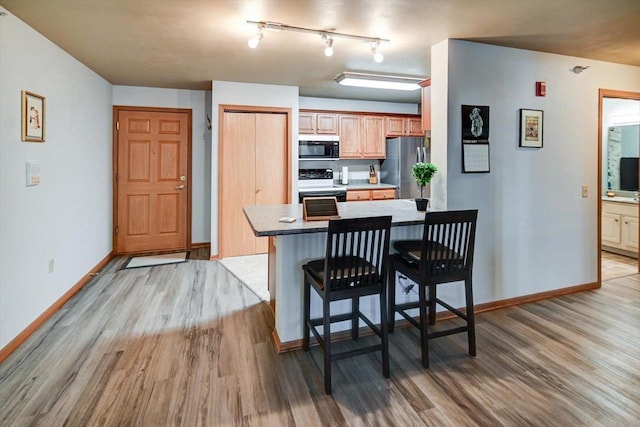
[{"left": 299, "top": 168, "right": 346, "bottom": 193}]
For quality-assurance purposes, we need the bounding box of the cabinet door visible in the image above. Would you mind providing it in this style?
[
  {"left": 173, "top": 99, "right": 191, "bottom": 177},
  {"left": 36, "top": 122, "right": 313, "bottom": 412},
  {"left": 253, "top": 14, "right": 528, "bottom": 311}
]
[
  {"left": 299, "top": 112, "right": 315, "bottom": 134},
  {"left": 339, "top": 115, "right": 361, "bottom": 158},
  {"left": 385, "top": 117, "right": 405, "bottom": 136},
  {"left": 347, "top": 190, "right": 371, "bottom": 201},
  {"left": 602, "top": 213, "right": 621, "bottom": 244},
  {"left": 622, "top": 215, "right": 639, "bottom": 250},
  {"left": 316, "top": 113, "right": 338, "bottom": 134},
  {"left": 421, "top": 81, "right": 431, "bottom": 131},
  {"left": 407, "top": 118, "right": 424, "bottom": 136},
  {"left": 362, "top": 116, "right": 385, "bottom": 158},
  {"left": 372, "top": 188, "right": 396, "bottom": 200}
]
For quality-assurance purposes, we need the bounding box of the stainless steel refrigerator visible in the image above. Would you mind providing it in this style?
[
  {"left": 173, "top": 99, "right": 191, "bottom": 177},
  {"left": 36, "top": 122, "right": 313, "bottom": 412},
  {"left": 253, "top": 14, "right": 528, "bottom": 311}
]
[{"left": 380, "top": 137, "right": 429, "bottom": 199}]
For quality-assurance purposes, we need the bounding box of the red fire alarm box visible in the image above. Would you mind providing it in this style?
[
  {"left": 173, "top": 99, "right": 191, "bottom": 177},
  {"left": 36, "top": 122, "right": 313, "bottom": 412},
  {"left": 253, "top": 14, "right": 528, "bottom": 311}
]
[{"left": 536, "top": 81, "right": 546, "bottom": 97}]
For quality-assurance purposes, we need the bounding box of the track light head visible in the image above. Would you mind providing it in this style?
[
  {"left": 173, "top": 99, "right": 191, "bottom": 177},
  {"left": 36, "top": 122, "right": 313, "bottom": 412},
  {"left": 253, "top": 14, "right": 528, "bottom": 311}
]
[
  {"left": 371, "top": 41, "right": 383, "bottom": 63},
  {"left": 322, "top": 33, "right": 334, "bottom": 57},
  {"left": 572, "top": 65, "right": 590, "bottom": 74},
  {"left": 248, "top": 25, "right": 264, "bottom": 49}
]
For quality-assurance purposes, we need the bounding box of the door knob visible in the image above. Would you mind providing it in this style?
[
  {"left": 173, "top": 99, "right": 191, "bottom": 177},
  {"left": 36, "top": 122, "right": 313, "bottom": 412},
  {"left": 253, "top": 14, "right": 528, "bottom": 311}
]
[
  {"left": 180, "top": 176, "right": 187, "bottom": 181},
  {"left": 175, "top": 184, "right": 185, "bottom": 190}
]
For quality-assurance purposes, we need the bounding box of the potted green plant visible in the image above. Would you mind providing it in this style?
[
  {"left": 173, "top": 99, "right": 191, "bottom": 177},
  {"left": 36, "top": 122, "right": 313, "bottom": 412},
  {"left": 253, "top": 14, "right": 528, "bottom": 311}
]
[{"left": 412, "top": 162, "right": 437, "bottom": 211}]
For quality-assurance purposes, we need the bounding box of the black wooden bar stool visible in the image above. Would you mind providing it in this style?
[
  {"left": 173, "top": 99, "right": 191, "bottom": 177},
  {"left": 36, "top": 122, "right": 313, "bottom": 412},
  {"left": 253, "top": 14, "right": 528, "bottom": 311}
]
[
  {"left": 302, "top": 216, "right": 392, "bottom": 394},
  {"left": 389, "top": 210, "right": 478, "bottom": 368}
]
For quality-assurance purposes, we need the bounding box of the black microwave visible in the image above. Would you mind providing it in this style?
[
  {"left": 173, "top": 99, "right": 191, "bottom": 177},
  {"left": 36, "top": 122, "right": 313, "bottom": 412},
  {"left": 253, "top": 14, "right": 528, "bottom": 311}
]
[{"left": 299, "top": 135, "right": 340, "bottom": 159}]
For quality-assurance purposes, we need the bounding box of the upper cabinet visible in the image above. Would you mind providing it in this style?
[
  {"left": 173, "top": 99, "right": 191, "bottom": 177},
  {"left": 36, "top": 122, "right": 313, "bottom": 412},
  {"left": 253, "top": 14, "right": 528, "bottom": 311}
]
[
  {"left": 299, "top": 112, "right": 338, "bottom": 134},
  {"left": 385, "top": 116, "right": 424, "bottom": 137},
  {"left": 420, "top": 79, "right": 431, "bottom": 132},
  {"left": 339, "top": 115, "right": 385, "bottom": 159}
]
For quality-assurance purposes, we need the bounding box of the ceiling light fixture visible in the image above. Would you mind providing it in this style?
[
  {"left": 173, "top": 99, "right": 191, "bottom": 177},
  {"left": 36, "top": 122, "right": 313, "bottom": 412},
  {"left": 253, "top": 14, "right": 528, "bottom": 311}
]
[
  {"left": 322, "top": 33, "right": 334, "bottom": 57},
  {"left": 247, "top": 24, "right": 265, "bottom": 49},
  {"left": 370, "top": 41, "right": 383, "bottom": 63},
  {"left": 335, "top": 72, "right": 423, "bottom": 91},
  {"left": 247, "top": 20, "right": 389, "bottom": 60}
]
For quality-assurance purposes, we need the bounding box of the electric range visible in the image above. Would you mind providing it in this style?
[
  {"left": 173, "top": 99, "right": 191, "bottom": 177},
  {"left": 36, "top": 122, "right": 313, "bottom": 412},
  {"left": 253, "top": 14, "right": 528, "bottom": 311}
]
[{"left": 298, "top": 168, "right": 347, "bottom": 202}]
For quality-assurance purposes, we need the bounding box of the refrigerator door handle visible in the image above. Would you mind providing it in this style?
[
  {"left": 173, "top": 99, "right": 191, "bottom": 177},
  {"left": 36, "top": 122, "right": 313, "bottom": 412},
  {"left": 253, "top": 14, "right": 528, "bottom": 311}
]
[
  {"left": 422, "top": 147, "right": 427, "bottom": 163},
  {"left": 416, "top": 147, "right": 421, "bottom": 163}
]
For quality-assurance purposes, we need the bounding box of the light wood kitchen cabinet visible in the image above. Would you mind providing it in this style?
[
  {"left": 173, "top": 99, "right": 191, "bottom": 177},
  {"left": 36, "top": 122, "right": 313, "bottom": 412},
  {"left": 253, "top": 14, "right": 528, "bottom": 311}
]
[
  {"left": 602, "top": 199, "right": 639, "bottom": 255},
  {"left": 339, "top": 114, "right": 386, "bottom": 159},
  {"left": 299, "top": 112, "right": 338, "bottom": 134},
  {"left": 385, "top": 116, "right": 424, "bottom": 137},
  {"left": 347, "top": 188, "right": 396, "bottom": 202},
  {"left": 420, "top": 79, "right": 431, "bottom": 132}
]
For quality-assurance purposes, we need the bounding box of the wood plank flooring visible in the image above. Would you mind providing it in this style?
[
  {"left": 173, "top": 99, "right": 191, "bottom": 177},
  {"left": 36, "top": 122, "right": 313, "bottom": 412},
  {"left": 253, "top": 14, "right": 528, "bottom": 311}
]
[
  {"left": 601, "top": 250, "right": 637, "bottom": 281},
  {"left": 1, "top": 257, "right": 639, "bottom": 426}
]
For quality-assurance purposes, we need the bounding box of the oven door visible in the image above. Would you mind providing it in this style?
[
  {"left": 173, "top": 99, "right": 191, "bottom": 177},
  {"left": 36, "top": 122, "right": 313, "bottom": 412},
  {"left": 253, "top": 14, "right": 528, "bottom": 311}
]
[{"left": 299, "top": 190, "right": 347, "bottom": 203}]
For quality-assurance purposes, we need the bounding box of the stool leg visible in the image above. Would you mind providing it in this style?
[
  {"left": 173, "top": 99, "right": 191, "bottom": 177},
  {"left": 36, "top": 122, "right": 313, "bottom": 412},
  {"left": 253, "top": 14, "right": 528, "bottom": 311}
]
[
  {"left": 302, "top": 276, "right": 310, "bottom": 351},
  {"left": 428, "top": 282, "right": 437, "bottom": 325},
  {"left": 323, "top": 298, "right": 332, "bottom": 394},
  {"left": 388, "top": 265, "right": 396, "bottom": 333},
  {"left": 380, "top": 283, "right": 390, "bottom": 378},
  {"left": 465, "top": 277, "right": 476, "bottom": 357},
  {"left": 419, "top": 282, "right": 429, "bottom": 368},
  {"left": 352, "top": 297, "right": 359, "bottom": 340}
]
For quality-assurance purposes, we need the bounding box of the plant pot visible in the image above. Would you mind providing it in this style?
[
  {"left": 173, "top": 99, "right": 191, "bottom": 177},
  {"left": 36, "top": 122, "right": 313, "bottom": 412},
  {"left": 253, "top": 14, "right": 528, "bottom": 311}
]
[{"left": 415, "top": 198, "right": 429, "bottom": 211}]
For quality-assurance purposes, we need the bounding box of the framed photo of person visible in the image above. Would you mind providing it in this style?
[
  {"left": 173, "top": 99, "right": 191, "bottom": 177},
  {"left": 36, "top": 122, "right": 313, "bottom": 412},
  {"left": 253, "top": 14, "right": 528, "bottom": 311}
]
[
  {"left": 519, "top": 109, "right": 543, "bottom": 148},
  {"left": 21, "top": 90, "right": 46, "bottom": 142}
]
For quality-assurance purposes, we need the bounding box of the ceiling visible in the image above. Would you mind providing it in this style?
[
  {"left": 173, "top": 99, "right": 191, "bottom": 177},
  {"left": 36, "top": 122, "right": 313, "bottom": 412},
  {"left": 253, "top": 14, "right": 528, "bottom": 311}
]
[{"left": 2, "top": 0, "right": 640, "bottom": 103}]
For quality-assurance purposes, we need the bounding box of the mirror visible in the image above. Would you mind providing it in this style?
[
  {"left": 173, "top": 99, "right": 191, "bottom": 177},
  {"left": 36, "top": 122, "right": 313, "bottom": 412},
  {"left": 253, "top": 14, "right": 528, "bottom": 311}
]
[{"left": 606, "top": 124, "right": 640, "bottom": 192}]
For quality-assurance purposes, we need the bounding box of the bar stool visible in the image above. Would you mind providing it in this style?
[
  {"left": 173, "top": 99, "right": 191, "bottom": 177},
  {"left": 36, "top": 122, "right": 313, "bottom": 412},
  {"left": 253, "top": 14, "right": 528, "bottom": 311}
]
[
  {"left": 302, "top": 216, "right": 392, "bottom": 394},
  {"left": 389, "top": 210, "right": 478, "bottom": 368}
]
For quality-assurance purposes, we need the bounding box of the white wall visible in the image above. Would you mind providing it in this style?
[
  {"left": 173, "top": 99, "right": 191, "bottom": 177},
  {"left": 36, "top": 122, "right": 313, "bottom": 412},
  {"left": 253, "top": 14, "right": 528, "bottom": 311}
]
[
  {"left": 431, "top": 40, "right": 640, "bottom": 308},
  {"left": 299, "top": 96, "right": 418, "bottom": 114},
  {"left": 0, "top": 9, "right": 113, "bottom": 348},
  {"left": 210, "top": 81, "right": 299, "bottom": 256},
  {"left": 113, "top": 86, "right": 211, "bottom": 243}
]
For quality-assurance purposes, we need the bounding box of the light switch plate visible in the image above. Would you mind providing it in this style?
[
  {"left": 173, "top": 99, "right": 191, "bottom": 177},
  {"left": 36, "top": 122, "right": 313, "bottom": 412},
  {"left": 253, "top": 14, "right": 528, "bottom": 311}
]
[
  {"left": 26, "top": 161, "right": 41, "bottom": 186},
  {"left": 582, "top": 185, "right": 589, "bottom": 198}
]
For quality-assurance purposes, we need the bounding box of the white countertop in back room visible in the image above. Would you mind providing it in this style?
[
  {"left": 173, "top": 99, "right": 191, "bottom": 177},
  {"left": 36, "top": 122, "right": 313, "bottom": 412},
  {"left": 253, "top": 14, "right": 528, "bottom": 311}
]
[{"left": 601, "top": 196, "right": 638, "bottom": 204}]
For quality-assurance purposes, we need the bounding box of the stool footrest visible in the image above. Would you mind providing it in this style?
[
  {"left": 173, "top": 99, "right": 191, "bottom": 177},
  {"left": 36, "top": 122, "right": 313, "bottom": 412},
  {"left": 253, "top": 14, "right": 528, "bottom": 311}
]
[
  {"left": 331, "top": 344, "right": 383, "bottom": 362},
  {"left": 428, "top": 325, "right": 467, "bottom": 339},
  {"left": 435, "top": 298, "right": 468, "bottom": 320}
]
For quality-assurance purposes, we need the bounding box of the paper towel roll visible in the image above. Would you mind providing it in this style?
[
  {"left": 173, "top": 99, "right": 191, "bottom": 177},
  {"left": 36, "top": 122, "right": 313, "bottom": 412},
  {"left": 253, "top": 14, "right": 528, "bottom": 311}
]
[{"left": 341, "top": 166, "right": 349, "bottom": 184}]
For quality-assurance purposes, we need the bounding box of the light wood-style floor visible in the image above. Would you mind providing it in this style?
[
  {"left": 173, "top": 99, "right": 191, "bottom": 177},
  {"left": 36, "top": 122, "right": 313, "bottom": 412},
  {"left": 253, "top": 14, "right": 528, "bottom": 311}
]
[
  {"left": 601, "top": 250, "right": 638, "bottom": 281},
  {"left": 1, "top": 257, "right": 639, "bottom": 426}
]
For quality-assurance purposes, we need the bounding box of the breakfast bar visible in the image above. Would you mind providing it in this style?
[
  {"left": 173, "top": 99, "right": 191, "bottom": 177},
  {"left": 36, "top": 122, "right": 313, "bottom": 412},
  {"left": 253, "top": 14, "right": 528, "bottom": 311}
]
[{"left": 243, "top": 198, "right": 427, "bottom": 350}]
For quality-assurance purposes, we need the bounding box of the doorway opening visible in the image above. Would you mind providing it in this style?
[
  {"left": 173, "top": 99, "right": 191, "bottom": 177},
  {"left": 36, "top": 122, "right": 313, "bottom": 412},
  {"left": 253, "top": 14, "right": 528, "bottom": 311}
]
[{"left": 599, "top": 90, "right": 640, "bottom": 281}]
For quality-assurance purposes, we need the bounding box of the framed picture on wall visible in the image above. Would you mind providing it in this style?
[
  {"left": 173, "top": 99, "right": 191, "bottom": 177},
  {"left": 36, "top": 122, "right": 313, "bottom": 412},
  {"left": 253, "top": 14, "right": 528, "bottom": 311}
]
[
  {"left": 21, "top": 90, "right": 46, "bottom": 142},
  {"left": 519, "top": 108, "right": 543, "bottom": 148}
]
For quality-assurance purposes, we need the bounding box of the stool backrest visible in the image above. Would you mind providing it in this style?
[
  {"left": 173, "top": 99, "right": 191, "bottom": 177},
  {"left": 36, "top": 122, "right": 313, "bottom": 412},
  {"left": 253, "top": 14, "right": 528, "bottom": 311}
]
[
  {"left": 324, "top": 216, "right": 392, "bottom": 292},
  {"left": 420, "top": 210, "right": 478, "bottom": 281}
]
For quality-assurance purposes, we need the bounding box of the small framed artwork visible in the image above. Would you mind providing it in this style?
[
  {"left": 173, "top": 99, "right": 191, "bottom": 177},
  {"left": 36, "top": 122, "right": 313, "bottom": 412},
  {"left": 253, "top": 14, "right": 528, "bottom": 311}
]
[
  {"left": 519, "top": 109, "right": 543, "bottom": 148},
  {"left": 21, "top": 90, "right": 46, "bottom": 142}
]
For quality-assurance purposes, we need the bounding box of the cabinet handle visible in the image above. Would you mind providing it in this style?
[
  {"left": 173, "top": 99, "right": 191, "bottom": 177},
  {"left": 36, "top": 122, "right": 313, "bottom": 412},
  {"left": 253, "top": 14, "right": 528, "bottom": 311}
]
[{"left": 615, "top": 219, "right": 619, "bottom": 222}]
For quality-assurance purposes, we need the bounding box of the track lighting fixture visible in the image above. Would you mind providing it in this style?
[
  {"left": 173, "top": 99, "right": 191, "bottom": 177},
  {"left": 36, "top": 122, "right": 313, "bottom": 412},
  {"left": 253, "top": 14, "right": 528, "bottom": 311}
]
[
  {"left": 247, "top": 20, "right": 388, "bottom": 61},
  {"left": 371, "top": 41, "right": 383, "bottom": 63},
  {"left": 572, "top": 65, "right": 590, "bottom": 74},
  {"left": 322, "top": 33, "right": 334, "bottom": 57}
]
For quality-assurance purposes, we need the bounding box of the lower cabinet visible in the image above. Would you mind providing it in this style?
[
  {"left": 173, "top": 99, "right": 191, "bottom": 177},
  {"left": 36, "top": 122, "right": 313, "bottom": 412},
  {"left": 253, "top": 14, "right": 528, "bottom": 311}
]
[
  {"left": 602, "top": 200, "right": 639, "bottom": 255},
  {"left": 347, "top": 188, "right": 396, "bottom": 202}
]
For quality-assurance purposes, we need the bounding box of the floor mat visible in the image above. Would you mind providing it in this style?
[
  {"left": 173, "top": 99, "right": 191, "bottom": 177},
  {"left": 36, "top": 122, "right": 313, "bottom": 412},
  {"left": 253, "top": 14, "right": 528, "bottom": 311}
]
[
  {"left": 123, "top": 252, "right": 188, "bottom": 269},
  {"left": 219, "top": 254, "right": 269, "bottom": 302}
]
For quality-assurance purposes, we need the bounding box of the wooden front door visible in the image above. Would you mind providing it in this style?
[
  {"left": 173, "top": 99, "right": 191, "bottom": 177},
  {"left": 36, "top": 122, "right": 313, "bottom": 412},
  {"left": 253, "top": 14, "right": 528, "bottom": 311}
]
[
  {"left": 114, "top": 108, "right": 191, "bottom": 254},
  {"left": 220, "top": 109, "right": 288, "bottom": 257}
]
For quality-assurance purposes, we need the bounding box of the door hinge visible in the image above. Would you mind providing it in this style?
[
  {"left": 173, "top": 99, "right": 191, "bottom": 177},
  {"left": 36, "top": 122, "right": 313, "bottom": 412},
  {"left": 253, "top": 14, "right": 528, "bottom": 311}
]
[
  {"left": 115, "top": 226, "right": 119, "bottom": 235},
  {"left": 116, "top": 121, "right": 120, "bottom": 130}
]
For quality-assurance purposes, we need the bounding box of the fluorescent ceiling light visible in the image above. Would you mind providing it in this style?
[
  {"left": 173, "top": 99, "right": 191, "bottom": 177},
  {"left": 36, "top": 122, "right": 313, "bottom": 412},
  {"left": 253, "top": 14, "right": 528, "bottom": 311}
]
[{"left": 335, "top": 72, "right": 422, "bottom": 91}]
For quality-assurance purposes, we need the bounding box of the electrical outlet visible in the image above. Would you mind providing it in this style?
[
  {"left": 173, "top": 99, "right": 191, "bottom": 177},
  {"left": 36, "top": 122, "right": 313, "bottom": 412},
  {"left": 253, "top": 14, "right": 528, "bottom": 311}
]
[
  {"left": 582, "top": 185, "right": 589, "bottom": 198},
  {"left": 48, "top": 258, "right": 54, "bottom": 274}
]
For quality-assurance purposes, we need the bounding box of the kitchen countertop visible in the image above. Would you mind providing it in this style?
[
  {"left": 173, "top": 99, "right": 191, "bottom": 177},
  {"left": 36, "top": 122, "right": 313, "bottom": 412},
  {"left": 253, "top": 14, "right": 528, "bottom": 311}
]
[
  {"left": 336, "top": 180, "right": 396, "bottom": 190},
  {"left": 601, "top": 196, "right": 638, "bottom": 204},
  {"left": 244, "top": 198, "right": 427, "bottom": 237}
]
